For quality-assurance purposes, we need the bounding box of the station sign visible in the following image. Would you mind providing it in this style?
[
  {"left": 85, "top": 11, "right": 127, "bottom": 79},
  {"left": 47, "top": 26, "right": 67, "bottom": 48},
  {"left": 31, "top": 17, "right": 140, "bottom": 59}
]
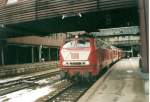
[{"left": 93, "top": 26, "right": 139, "bottom": 36}]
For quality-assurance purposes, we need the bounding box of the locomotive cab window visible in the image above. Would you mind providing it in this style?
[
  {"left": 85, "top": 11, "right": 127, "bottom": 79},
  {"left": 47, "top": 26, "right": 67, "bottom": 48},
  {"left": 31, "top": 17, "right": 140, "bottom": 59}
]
[
  {"left": 6, "top": 0, "right": 18, "bottom": 5},
  {"left": 63, "top": 39, "right": 90, "bottom": 48},
  {"left": 77, "top": 39, "right": 90, "bottom": 47}
]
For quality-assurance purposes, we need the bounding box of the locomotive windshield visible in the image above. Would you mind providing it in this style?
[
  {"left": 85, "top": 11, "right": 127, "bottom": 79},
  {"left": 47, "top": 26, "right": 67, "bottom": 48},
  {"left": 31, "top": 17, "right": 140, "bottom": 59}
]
[{"left": 63, "top": 39, "right": 90, "bottom": 48}]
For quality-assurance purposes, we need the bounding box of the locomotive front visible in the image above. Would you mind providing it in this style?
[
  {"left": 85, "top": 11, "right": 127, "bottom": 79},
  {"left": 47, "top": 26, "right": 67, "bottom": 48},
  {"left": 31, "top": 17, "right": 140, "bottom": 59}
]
[{"left": 59, "top": 37, "right": 96, "bottom": 80}]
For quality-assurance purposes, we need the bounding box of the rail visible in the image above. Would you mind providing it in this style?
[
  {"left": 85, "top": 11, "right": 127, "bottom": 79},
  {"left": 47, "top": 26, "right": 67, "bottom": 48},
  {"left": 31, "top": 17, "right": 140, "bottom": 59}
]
[{"left": 0, "top": 61, "right": 58, "bottom": 77}]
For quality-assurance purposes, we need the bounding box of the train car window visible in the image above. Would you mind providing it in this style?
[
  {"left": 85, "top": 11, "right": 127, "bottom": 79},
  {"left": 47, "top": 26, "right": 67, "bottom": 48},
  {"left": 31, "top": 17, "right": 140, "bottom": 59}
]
[{"left": 96, "top": 40, "right": 100, "bottom": 47}]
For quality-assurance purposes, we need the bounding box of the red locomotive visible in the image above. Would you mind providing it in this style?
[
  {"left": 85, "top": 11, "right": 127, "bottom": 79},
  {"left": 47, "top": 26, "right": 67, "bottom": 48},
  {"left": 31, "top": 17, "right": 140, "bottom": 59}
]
[{"left": 59, "top": 34, "right": 122, "bottom": 81}]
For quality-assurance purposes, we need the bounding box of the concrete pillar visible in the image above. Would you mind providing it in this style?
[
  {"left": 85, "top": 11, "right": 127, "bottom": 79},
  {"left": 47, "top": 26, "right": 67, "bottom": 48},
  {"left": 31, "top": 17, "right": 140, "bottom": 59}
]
[
  {"left": 138, "top": 0, "right": 149, "bottom": 95},
  {"left": 31, "top": 47, "right": 34, "bottom": 63},
  {"left": 138, "top": 0, "right": 148, "bottom": 73},
  {"left": 56, "top": 48, "right": 59, "bottom": 60},
  {"left": 57, "top": 48, "right": 59, "bottom": 60},
  {"left": 131, "top": 46, "right": 134, "bottom": 57},
  {"left": 48, "top": 48, "right": 51, "bottom": 61},
  {"left": 1, "top": 47, "right": 4, "bottom": 65},
  {"left": 16, "top": 47, "right": 19, "bottom": 64},
  {"left": 39, "top": 45, "right": 42, "bottom": 62}
]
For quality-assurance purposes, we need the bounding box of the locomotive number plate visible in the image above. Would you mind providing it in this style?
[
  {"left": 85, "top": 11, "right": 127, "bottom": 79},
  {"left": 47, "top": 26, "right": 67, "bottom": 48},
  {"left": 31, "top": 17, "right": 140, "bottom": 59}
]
[{"left": 71, "top": 53, "right": 79, "bottom": 59}]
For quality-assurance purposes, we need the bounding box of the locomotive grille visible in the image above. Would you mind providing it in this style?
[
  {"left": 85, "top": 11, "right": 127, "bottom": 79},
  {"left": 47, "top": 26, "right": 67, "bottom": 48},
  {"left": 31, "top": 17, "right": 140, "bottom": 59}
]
[
  {"left": 63, "top": 61, "right": 89, "bottom": 66},
  {"left": 70, "top": 62, "right": 82, "bottom": 65}
]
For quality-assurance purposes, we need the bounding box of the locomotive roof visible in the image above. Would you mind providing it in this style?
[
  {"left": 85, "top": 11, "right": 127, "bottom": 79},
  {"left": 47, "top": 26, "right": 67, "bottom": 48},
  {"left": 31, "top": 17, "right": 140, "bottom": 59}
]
[
  {"left": 78, "top": 34, "right": 95, "bottom": 38},
  {"left": 66, "top": 33, "right": 95, "bottom": 39},
  {"left": 65, "top": 33, "right": 121, "bottom": 51}
]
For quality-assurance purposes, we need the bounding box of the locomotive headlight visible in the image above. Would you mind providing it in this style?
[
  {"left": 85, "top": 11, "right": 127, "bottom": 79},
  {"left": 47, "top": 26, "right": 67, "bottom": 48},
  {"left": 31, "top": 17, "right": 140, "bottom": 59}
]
[
  {"left": 84, "top": 61, "right": 90, "bottom": 65},
  {"left": 62, "top": 61, "right": 69, "bottom": 66},
  {"left": 62, "top": 61, "right": 65, "bottom": 65}
]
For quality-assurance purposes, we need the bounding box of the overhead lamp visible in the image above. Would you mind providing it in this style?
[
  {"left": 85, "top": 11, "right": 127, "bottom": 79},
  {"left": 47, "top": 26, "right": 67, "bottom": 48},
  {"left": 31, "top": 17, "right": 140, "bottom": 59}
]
[
  {"left": 62, "top": 14, "right": 66, "bottom": 20},
  {"left": 62, "top": 13, "right": 82, "bottom": 20},
  {"left": 0, "top": 24, "right": 4, "bottom": 28},
  {"left": 78, "top": 13, "right": 82, "bottom": 17}
]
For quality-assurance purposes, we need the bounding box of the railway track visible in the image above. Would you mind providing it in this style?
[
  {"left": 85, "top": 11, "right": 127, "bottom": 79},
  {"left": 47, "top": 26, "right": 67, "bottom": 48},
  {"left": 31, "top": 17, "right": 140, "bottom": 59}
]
[
  {"left": 35, "top": 80, "right": 94, "bottom": 102},
  {"left": 46, "top": 83, "right": 93, "bottom": 102},
  {"left": 36, "top": 67, "right": 109, "bottom": 102},
  {"left": 0, "top": 63, "right": 109, "bottom": 101},
  {"left": 0, "top": 70, "right": 61, "bottom": 96},
  {"left": 0, "top": 69, "right": 60, "bottom": 88},
  {"left": 0, "top": 61, "right": 58, "bottom": 77}
]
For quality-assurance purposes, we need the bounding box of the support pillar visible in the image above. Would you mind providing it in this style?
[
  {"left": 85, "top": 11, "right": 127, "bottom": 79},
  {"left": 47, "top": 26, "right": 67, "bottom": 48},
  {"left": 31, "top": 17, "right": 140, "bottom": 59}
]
[
  {"left": 138, "top": 0, "right": 148, "bottom": 73},
  {"left": 39, "top": 45, "right": 42, "bottom": 62},
  {"left": 138, "top": 0, "right": 149, "bottom": 95},
  {"left": 1, "top": 47, "right": 4, "bottom": 65},
  {"left": 57, "top": 48, "right": 59, "bottom": 60},
  {"left": 31, "top": 47, "right": 34, "bottom": 63},
  {"left": 16, "top": 47, "right": 19, "bottom": 64},
  {"left": 56, "top": 48, "right": 59, "bottom": 60},
  {"left": 48, "top": 48, "right": 51, "bottom": 61},
  {"left": 131, "top": 46, "right": 134, "bottom": 57}
]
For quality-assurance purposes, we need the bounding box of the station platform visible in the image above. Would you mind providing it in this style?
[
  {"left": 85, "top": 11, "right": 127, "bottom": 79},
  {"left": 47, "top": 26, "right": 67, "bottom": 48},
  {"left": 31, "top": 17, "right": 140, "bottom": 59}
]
[{"left": 78, "top": 58, "right": 149, "bottom": 102}]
